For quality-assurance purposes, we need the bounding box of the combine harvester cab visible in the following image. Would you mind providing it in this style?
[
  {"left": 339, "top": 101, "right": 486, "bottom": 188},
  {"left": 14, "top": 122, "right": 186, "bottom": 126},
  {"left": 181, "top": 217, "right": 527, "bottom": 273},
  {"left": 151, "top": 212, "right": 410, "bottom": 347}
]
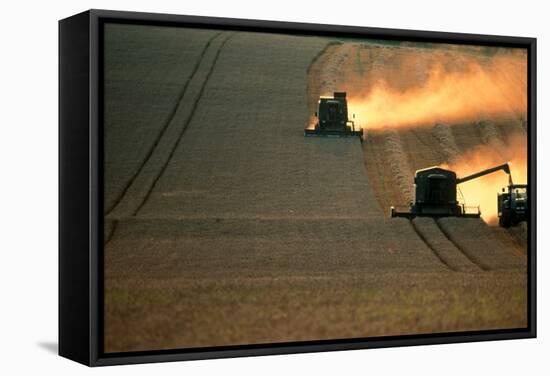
[
  {"left": 391, "top": 163, "right": 512, "bottom": 220},
  {"left": 498, "top": 184, "right": 528, "bottom": 227},
  {"left": 304, "top": 92, "right": 363, "bottom": 140}
]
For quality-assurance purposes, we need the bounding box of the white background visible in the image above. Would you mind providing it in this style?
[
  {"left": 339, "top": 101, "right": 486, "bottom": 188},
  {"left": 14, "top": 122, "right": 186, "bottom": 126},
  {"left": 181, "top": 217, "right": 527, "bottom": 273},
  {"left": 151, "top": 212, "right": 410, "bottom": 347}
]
[{"left": 0, "top": 0, "right": 547, "bottom": 374}]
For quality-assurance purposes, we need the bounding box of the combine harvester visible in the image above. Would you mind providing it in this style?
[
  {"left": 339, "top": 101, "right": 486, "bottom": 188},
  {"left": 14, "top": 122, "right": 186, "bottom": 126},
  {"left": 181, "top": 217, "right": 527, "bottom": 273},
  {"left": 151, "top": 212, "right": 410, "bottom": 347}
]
[
  {"left": 391, "top": 163, "right": 515, "bottom": 220},
  {"left": 305, "top": 92, "right": 363, "bottom": 140}
]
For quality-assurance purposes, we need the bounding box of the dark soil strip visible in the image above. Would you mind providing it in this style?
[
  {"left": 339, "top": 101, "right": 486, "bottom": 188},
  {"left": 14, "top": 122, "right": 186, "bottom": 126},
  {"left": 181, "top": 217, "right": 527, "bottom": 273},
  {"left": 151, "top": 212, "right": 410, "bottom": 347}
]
[
  {"left": 434, "top": 218, "right": 490, "bottom": 271},
  {"left": 133, "top": 33, "right": 236, "bottom": 216},
  {"left": 409, "top": 219, "right": 456, "bottom": 271},
  {"left": 362, "top": 132, "right": 390, "bottom": 213},
  {"left": 306, "top": 41, "right": 342, "bottom": 75},
  {"left": 104, "top": 32, "right": 222, "bottom": 216},
  {"left": 104, "top": 219, "right": 119, "bottom": 245}
]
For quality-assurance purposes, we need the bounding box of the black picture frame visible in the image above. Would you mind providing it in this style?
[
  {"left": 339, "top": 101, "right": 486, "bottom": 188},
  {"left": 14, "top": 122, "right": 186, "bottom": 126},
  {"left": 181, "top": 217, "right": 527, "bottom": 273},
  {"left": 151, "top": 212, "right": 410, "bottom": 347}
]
[{"left": 59, "top": 9, "right": 537, "bottom": 367}]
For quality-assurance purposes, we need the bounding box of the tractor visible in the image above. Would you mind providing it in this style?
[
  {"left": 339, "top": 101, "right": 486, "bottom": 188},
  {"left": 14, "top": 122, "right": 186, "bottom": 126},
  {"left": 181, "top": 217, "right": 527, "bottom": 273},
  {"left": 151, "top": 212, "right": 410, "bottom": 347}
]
[{"left": 498, "top": 184, "right": 528, "bottom": 227}]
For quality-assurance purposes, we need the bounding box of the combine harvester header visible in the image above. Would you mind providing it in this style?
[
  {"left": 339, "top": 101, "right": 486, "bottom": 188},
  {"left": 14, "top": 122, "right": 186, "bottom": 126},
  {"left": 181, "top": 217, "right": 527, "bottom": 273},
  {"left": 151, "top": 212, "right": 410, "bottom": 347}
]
[{"left": 305, "top": 92, "right": 363, "bottom": 140}]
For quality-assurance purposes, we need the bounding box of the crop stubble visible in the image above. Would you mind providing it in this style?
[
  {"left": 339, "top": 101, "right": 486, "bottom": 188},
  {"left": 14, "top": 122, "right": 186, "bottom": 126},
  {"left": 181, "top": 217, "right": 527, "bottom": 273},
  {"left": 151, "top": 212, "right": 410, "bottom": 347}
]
[{"left": 104, "top": 27, "right": 527, "bottom": 352}]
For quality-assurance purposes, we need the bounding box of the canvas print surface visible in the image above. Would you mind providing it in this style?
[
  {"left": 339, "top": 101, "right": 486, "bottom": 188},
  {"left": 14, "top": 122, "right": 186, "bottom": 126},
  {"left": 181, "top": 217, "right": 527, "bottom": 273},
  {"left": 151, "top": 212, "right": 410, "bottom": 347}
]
[{"left": 103, "top": 23, "right": 528, "bottom": 353}]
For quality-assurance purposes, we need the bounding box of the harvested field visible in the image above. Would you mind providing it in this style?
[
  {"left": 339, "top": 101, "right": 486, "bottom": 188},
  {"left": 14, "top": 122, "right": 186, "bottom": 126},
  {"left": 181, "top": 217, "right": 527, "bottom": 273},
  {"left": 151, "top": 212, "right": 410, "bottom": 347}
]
[
  {"left": 411, "top": 217, "right": 481, "bottom": 272},
  {"left": 105, "top": 272, "right": 526, "bottom": 351},
  {"left": 104, "top": 24, "right": 221, "bottom": 213},
  {"left": 104, "top": 25, "right": 529, "bottom": 353},
  {"left": 437, "top": 218, "right": 526, "bottom": 270}
]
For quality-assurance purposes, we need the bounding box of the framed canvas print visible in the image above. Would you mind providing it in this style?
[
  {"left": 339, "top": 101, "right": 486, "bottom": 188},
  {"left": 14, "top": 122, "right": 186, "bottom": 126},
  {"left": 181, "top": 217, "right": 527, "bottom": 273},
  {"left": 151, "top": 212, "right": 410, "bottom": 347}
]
[{"left": 59, "top": 9, "right": 536, "bottom": 366}]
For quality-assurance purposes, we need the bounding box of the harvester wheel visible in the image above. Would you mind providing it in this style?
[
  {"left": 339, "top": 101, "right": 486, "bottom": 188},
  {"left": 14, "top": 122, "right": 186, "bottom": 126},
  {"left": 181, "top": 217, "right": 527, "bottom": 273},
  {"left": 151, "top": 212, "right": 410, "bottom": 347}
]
[{"left": 499, "top": 215, "right": 511, "bottom": 228}]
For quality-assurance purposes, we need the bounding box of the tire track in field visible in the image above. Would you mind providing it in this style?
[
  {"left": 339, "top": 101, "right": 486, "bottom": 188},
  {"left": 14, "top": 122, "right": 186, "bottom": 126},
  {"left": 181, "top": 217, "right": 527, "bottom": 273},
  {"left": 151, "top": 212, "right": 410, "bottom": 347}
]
[
  {"left": 437, "top": 217, "right": 526, "bottom": 270},
  {"left": 132, "top": 33, "right": 236, "bottom": 215},
  {"left": 434, "top": 218, "right": 490, "bottom": 271},
  {"left": 105, "top": 32, "right": 223, "bottom": 216},
  {"left": 306, "top": 41, "right": 342, "bottom": 75},
  {"left": 409, "top": 219, "right": 456, "bottom": 271},
  {"left": 412, "top": 217, "right": 483, "bottom": 272},
  {"left": 403, "top": 126, "right": 474, "bottom": 272},
  {"left": 104, "top": 219, "right": 119, "bottom": 245}
]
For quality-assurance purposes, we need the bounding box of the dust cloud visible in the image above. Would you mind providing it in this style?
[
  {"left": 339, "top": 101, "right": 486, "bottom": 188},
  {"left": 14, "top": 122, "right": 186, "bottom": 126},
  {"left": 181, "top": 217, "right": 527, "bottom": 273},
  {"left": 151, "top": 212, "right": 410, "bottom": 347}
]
[
  {"left": 311, "top": 43, "right": 528, "bottom": 225},
  {"left": 444, "top": 134, "right": 527, "bottom": 224},
  {"left": 344, "top": 49, "right": 527, "bottom": 130}
]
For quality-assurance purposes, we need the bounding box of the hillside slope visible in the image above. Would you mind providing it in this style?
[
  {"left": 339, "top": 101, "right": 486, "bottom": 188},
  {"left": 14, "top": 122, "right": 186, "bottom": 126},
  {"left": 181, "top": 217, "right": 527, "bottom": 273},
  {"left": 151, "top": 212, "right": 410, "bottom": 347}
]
[{"left": 103, "top": 28, "right": 528, "bottom": 352}]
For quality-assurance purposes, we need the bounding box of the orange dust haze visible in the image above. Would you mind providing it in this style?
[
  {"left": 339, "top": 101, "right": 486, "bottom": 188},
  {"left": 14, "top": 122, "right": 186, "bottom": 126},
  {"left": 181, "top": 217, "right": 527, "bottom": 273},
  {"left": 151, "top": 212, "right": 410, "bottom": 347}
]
[
  {"left": 443, "top": 134, "right": 527, "bottom": 224},
  {"left": 344, "top": 50, "right": 527, "bottom": 130}
]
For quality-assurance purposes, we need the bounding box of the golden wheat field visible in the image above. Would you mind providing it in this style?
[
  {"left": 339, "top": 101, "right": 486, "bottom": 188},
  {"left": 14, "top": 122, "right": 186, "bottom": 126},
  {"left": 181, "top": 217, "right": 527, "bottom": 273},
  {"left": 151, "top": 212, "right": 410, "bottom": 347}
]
[{"left": 103, "top": 24, "right": 528, "bottom": 353}]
